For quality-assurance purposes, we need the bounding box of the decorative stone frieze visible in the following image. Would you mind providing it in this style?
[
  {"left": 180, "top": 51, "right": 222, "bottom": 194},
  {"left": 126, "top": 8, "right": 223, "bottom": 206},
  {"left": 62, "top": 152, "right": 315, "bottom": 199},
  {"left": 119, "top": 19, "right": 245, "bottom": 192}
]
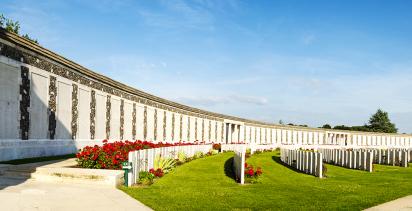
[
  {"left": 221, "top": 123, "right": 224, "bottom": 142},
  {"left": 179, "top": 115, "right": 182, "bottom": 141},
  {"left": 71, "top": 84, "right": 78, "bottom": 139},
  {"left": 120, "top": 99, "right": 124, "bottom": 140},
  {"left": 19, "top": 66, "right": 30, "bottom": 140},
  {"left": 132, "top": 103, "right": 136, "bottom": 140},
  {"left": 163, "top": 111, "right": 166, "bottom": 141},
  {"left": 106, "top": 95, "right": 111, "bottom": 139},
  {"left": 48, "top": 76, "right": 57, "bottom": 139},
  {"left": 90, "top": 90, "right": 96, "bottom": 139},
  {"left": 187, "top": 117, "right": 190, "bottom": 141},
  {"left": 195, "top": 118, "right": 198, "bottom": 141},
  {"left": 143, "top": 106, "right": 147, "bottom": 140},
  {"left": 154, "top": 109, "right": 158, "bottom": 141},
  {"left": 201, "top": 119, "right": 205, "bottom": 141},
  {"left": 208, "top": 120, "right": 211, "bottom": 142},
  {"left": 171, "top": 113, "right": 175, "bottom": 140}
]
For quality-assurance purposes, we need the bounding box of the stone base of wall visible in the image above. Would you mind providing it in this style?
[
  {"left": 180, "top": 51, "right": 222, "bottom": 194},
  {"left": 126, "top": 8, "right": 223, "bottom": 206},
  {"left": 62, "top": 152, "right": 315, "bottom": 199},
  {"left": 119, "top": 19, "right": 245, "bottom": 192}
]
[{"left": 0, "top": 139, "right": 108, "bottom": 161}]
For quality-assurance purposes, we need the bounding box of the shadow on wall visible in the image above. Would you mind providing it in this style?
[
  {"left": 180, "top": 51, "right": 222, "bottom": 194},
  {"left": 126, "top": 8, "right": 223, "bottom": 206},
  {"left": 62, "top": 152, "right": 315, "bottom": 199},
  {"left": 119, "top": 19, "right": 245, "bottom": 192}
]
[{"left": 0, "top": 63, "right": 78, "bottom": 190}]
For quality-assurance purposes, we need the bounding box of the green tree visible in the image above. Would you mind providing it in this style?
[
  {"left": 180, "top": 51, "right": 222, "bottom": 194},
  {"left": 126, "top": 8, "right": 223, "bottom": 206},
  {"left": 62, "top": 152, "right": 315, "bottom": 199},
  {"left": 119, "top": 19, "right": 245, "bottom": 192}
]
[
  {"left": 5, "top": 18, "right": 20, "bottom": 34},
  {"left": 321, "top": 124, "right": 332, "bottom": 129},
  {"left": 0, "top": 14, "right": 4, "bottom": 26},
  {"left": 0, "top": 13, "right": 38, "bottom": 44},
  {"left": 367, "top": 109, "right": 397, "bottom": 133},
  {"left": 333, "top": 125, "right": 351, "bottom": 130}
]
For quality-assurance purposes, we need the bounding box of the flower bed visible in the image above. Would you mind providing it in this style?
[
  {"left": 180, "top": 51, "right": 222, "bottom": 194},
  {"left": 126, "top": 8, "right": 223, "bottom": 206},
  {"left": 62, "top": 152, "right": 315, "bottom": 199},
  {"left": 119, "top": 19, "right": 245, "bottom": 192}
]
[
  {"left": 244, "top": 162, "right": 262, "bottom": 183},
  {"left": 76, "top": 140, "right": 195, "bottom": 170}
]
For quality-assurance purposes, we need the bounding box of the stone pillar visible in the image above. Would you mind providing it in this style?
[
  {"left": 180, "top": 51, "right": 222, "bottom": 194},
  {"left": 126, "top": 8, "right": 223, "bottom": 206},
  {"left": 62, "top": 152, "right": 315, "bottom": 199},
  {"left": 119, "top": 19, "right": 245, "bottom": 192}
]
[
  {"left": 237, "top": 125, "right": 241, "bottom": 142},
  {"left": 227, "top": 123, "right": 232, "bottom": 144}
]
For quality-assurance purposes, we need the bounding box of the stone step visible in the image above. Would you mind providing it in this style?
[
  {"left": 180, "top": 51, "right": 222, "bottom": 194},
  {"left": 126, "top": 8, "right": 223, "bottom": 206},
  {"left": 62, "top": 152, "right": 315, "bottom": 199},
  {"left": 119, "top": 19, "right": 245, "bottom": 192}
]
[
  {"left": 31, "top": 167, "right": 124, "bottom": 187},
  {"left": 0, "top": 159, "right": 124, "bottom": 187}
]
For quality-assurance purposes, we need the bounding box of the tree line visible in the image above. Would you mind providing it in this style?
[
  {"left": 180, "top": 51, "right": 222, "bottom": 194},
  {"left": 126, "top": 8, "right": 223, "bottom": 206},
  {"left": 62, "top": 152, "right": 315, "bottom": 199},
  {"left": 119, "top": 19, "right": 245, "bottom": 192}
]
[
  {"left": 321, "top": 109, "right": 397, "bottom": 133},
  {"left": 280, "top": 109, "right": 398, "bottom": 134}
]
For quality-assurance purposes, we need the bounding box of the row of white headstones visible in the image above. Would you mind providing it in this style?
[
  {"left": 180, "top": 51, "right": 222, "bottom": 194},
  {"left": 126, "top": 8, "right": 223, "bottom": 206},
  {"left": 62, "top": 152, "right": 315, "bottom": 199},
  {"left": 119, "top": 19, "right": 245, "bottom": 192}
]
[
  {"left": 280, "top": 148, "right": 324, "bottom": 178},
  {"left": 280, "top": 147, "right": 412, "bottom": 177}
]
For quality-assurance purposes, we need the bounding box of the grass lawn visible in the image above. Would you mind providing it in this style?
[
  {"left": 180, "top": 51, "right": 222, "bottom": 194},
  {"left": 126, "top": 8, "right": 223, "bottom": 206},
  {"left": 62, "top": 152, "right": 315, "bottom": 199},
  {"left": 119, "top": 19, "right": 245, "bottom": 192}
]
[{"left": 120, "top": 151, "right": 412, "bottom": 210}]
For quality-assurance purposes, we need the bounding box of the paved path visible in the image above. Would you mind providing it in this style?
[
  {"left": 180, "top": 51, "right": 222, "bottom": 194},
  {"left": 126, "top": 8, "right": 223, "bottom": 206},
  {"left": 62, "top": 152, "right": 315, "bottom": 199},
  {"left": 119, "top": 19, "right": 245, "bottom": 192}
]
[
  {"left": 365, "top": 196, "right": 412, "bottom": 211},
  {"left": 0, "top": 163, "right": 152, "bottom": 211}
]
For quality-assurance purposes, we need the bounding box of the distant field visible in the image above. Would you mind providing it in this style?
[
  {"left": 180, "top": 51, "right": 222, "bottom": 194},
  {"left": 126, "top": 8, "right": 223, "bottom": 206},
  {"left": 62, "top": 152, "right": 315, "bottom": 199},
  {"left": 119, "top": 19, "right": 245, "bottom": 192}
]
[{"left": 121, "top": 151, "right": 412, "bottom": 210}]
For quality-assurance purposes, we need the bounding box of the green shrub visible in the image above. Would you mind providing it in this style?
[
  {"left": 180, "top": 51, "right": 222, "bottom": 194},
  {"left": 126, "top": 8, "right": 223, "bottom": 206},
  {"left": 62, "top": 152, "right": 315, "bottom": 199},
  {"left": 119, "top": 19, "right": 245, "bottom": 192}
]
[
  {"left": 154, "top": 156, "right": 176, "bottom": 173},
  {"left": 209, "top": 149, "right": 219, "bottom": 155},
  {"left": 139, "top": 171, "right": 154, "bottom": 185},
  {"left": 178, "top": 151, "right": 187, "bottom": 163},
  {"left": 193, "top": 151, "right": 204, "bottom": 159}
]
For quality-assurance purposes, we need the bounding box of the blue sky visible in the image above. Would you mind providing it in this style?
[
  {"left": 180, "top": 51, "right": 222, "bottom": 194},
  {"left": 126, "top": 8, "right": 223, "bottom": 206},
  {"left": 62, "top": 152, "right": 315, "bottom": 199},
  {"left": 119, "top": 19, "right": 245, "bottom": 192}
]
[{"left": 3, "top": 0, "right": 412, "bottom": 133}]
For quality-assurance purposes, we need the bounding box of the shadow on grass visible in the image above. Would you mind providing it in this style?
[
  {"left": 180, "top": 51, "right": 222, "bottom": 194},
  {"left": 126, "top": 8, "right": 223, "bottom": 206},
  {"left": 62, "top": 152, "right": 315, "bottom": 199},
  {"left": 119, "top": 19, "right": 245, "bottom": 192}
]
[
  {"left": 224, "top": 157, "right": 236, "bottom": 181},
  {"left": 272, "top": 155, "right": 302, "bottom": 174}
]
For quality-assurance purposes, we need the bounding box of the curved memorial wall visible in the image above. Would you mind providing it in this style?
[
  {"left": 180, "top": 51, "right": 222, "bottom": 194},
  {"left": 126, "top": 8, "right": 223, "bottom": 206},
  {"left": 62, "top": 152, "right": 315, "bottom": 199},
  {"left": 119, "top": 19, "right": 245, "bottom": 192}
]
[{"left": 0, "top": 28, "right": 411, "bottom": 161}]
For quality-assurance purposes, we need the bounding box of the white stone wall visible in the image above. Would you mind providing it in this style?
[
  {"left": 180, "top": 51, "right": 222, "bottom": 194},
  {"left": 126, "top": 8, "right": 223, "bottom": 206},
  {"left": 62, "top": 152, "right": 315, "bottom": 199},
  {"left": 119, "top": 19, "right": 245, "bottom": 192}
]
[
  {"left": 0, "top": 62, "right": 19, "bottom": 139},
  {"left": 123, "top": 100, "right": 133, "bottom": 140},
  {"left": 110, "top": 97, "right": 121, "bottom": 140},
  {"left": 135, "top": 104, "right": 144, "bottom": 140},
  {"left": 216, "top": 121, "right": 222, "bottom": 143},
  {"left": 189, "top": 117, "right": 195, "bottom": 141},
  {"left": 146, "top": 107, "right": 154, "bottom": 141},
  {"left": 165, "top": 111, "right": 173, "bottom": 141},
  {"left": 29, "top": 71, "right": 49, "bottom": 139},
  {"left": 94, "top": 92, "right": 106, "bottom": 140},
  {"left": 77, "top": 87, "right": 91, "bottom": 139},
  {"left": 157, "top": 109, "right": 164, "bottom": 142},
  {"left": 55, "top": 80, "right": 72, "bottom": 139},
  {"left": 181, "top": 114, "right": 188, "bottom": 142}
]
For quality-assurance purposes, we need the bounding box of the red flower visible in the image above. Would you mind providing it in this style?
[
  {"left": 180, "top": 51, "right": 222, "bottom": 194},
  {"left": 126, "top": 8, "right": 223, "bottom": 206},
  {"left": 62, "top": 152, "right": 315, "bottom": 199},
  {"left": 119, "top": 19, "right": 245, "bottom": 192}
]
[
  {"left": 256, "top": 167, "right": 262, "bottom": 176},
  {"left": 248, "top": 169, "right": 254, "bottom": 176}
]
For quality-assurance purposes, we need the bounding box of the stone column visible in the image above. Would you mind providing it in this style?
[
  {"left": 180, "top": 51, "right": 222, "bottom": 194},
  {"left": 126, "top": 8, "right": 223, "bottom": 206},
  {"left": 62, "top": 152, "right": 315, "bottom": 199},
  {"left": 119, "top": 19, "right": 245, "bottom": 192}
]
[
  {"left": 227, "top": 123, "right": 232, "bottom": 144},
  {"left": 236, "top": 125, "right": 240, "bottom": 142}
]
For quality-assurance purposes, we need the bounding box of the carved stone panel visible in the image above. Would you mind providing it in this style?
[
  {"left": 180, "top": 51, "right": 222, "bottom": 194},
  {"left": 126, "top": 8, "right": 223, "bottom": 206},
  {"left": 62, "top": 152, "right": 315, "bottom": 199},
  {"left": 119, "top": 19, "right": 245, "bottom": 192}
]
[
  {"left": 20, "top": 66, "right": 30, "bottom": 140},
  {"left": 48, "top": 76, "right": 57, "bottom": 139}
]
